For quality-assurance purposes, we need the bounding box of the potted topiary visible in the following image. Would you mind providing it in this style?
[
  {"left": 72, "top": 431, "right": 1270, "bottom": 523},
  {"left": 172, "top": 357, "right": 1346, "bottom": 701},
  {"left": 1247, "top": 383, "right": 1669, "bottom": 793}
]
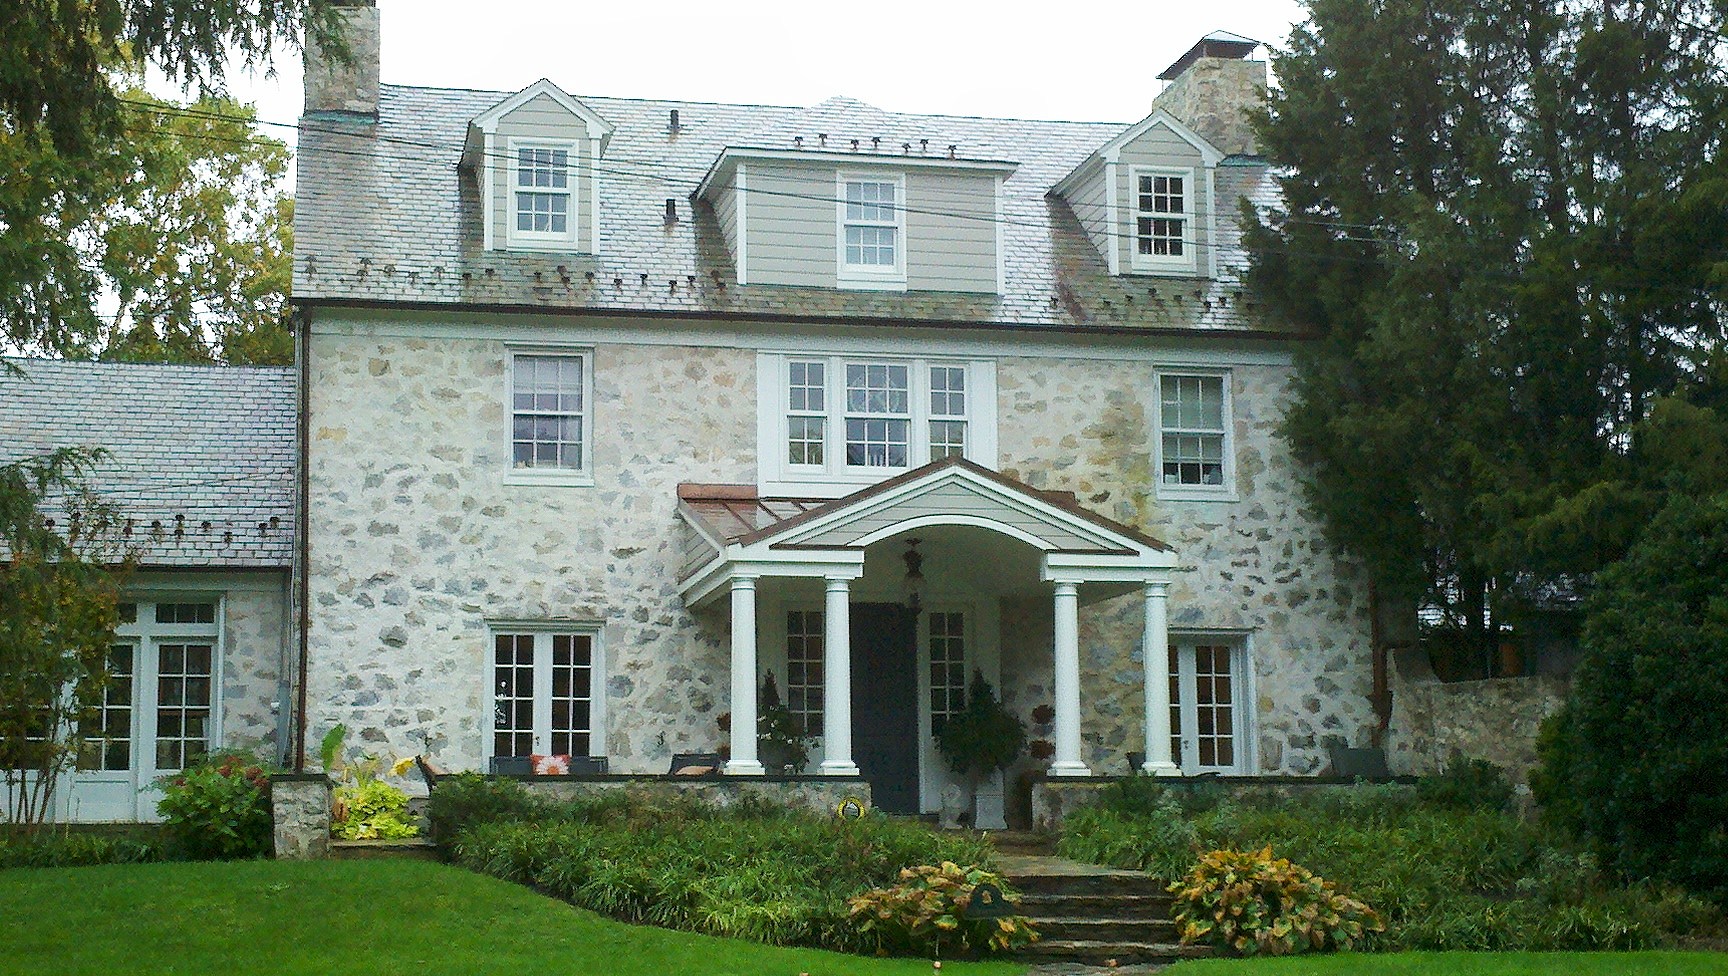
[
  {"left": 934, "top": 671, "right": 1026, "bottom": 829},
  {"left": 757, "top": 671, "right": 812, "bottom": 774}
]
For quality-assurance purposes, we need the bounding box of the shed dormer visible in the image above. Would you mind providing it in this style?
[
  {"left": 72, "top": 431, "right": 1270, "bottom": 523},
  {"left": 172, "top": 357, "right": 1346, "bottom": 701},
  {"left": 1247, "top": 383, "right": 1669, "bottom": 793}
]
[
  {"left": 463, "top": 80, "right": 615, "bottom": 254},
  {"left": 1052, "top": 109, "right": 1224, "bottom": 279}
]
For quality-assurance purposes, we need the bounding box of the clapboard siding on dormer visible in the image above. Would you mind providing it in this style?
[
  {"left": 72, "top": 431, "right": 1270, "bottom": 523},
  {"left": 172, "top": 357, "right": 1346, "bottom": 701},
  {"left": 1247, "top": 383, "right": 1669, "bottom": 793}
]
[
  {"left": 491, "top": 93, "right": 595, "bottom": 253},
  {"left": 713, "top": 168, "right": 739, "bottom": 261},
  {"left": 744, "top": 161, "right": 836, "bottom": 288},
  {"left": 736, "top": 160, "right": 1000, "bottom": 293},
  {"left": 1065, "top": 157, "right": 1111, "bottom": 265},
  {"left": 1113, "top": 124, "right": 1210, "bottom": 277},
  {"left": 905, "top": 170, "right": 997, "bottom": 293}
]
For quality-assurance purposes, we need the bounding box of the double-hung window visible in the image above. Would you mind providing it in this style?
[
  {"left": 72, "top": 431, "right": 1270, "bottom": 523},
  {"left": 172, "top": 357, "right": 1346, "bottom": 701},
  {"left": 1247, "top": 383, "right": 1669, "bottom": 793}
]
[
  {"left": 1131, "top": 168, "right": 1196, "bottom": 273},
  {"left": 838, "top": 174, "right": 906, "bottom": 289},
  {"left": 491, "top": 629, "right": 600, "bottom": 760},
  {"left": 511, "top": 142, "right": 577, "bottom": 249},
  {"left": 765, "top": 354, "right": 994, "bottom": 492},
  {"left": 1158, "top": 372, "right": 1231, "bottom": 496},
  {"left": 1167, "top": 638, "right": 1250, "bottom": 774},
  {"left": 507, "top": 350, "right": 592, "bottom": 485}
]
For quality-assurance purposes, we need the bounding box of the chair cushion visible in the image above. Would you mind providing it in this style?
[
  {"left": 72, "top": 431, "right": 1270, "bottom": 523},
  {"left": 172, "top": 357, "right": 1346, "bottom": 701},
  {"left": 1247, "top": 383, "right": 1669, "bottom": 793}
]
[
  {"left": 530, "top": 753, "right": 572, "bottom": 775},
  {"left": 673, "top": 764, "right": 714, "bottom": 776}
]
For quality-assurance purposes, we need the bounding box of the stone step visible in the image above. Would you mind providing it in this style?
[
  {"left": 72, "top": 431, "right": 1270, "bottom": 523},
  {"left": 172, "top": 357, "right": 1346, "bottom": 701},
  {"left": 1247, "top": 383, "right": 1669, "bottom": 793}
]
[
  {"left": 1006, "top": 871, "right": 1170, "bottom": 898},
  {"left": 329, "top": 838, "right": 439, "bottom": 860},
  {"left": 1018, "top": 892, "right": 1174, "bottom": 915},
  {"left": 1016, "top": 939, "right": 1210, "bottom": 965},
  {"left": 1027, "top": 916, "right": 1178, "bottom": 943}
]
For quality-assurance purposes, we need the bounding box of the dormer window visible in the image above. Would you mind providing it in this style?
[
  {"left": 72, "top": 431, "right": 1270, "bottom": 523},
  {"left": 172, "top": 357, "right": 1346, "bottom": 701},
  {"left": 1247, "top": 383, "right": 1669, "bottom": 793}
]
[
  {"left": 837, "top": 174, "right": 906, "bottom": 290},
  {"left": 511, "top": 141, "right": 577, "bottom": 249},
  {"left": 1132, "top": 167, "right": 1196, "bottom": 273}
]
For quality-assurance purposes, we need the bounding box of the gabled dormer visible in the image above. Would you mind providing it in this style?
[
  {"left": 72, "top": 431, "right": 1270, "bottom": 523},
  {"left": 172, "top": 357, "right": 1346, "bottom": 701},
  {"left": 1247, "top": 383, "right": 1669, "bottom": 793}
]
[
  {"left": 463, "top": 80, "right": 615, "bottom": 254},
  {"left": 694, "top": 98, "right": 1017, "bottom": 294},
  {"left": 1053, "top": 109, "right": 1224, "bottom": 279}
]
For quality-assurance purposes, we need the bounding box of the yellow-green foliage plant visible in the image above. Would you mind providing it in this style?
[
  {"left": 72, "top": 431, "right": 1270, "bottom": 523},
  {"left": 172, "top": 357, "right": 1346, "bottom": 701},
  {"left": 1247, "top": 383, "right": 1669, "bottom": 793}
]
[
  {"left": 1169, "top": 846, "right": 1384, "bottom": 956},
  {"left": 321, "top": 725, "right": 420, "bottom": 840},
  {"left": 847, "top": 862, "right": 1038, "bottom": 957}
]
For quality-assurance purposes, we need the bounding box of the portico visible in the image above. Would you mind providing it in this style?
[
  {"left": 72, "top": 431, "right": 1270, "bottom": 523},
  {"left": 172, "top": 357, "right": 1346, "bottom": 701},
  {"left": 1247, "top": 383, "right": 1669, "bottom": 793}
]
[{"left": 678, "top": 458, "right": 1183, "bottom": 808}]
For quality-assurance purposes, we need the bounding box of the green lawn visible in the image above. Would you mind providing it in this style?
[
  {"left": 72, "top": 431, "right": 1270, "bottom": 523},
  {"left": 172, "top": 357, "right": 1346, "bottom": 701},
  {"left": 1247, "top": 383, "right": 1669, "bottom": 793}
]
[
  {"left": 1169, "top": 951, "right": 1728, "bottom": 975},
  {"left": 0, "top": 858, "right": 1023, "bottom": 976}
]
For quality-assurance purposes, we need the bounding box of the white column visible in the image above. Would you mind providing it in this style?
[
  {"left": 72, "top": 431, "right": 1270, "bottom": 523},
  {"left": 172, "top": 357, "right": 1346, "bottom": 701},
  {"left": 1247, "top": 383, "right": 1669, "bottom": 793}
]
[
  {"left": 724, "top": 575, "right": 765, "bottom": 775},
  {"left": 1049, "top": 579, "right": 1091, "bottom": 776},
  {"left": 819, "top": 576, "right": 860, "bottom": 776},
  {"left": 1141, "top": 582, "right": 1181, "bottom": 776}
]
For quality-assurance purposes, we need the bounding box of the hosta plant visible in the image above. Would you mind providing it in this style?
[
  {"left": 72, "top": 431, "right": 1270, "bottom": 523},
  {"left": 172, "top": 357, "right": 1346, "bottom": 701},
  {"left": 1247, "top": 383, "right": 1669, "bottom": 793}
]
[
  {"left": 847, "top": 861, "right": 1038, "bottom": 956},
  {"left": 1169, "top": 846, "right": 1383, "bottom": 956}
]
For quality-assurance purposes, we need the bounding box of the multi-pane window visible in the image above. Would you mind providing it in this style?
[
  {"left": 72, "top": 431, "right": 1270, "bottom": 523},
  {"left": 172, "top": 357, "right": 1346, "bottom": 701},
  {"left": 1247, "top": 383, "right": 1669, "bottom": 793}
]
[
  {"left": 154, "top": 642, "right": 213, "bottom": 771},
  {"left": 511, "top": 353, "right": 587, "bottom": 472},
  {"left": 928, "top": 612, "right": 967, "bottom": 732},
  {"left": 928, "top": 366, "right": 967, "bottom": 460},
  {"left": 78, "top": 645, "right": 135, "bottom": 772},
  {"left": 780, "top": 357, "right": 980, "bottom": 480},
  {"left": 1168, "top": 640, "right": 1245, "bottom": 773},
  {"left": 845, "top": 363, "right": 911, "bottom": 467},
  {"left": 515, "top": 146, "right": 572, "bottom": 237},
  {"left": 785, "top": 611, "right": 825, "bottom": 737},
  {"left": 491, "top": 631, "right": 597, "bottom": 759},
  {"left": 842, "top": 180, "right": 899, "bottom": 269},
  {"left": 1160, "top": 373, "right": 1228, "bottom": 489},
  {"left": 155, "top": 602, "right": 215, "bottom": 624},
  {"left": 787, "top": 361, "right": 827, "bottom": 466},
  {"left": 1135, "top": 172, "right": 1188, "bottom": 261}
]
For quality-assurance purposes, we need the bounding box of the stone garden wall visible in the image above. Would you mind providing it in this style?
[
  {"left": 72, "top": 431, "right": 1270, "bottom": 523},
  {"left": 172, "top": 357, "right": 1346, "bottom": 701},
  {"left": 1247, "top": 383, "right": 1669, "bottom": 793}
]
[{"left": 1385, "top": 648, "right": 1570, "bottom": 784}]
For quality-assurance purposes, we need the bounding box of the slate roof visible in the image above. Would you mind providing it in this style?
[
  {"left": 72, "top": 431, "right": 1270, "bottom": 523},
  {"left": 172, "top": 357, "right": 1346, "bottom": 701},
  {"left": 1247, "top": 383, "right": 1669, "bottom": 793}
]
[
  {"left": 0, "top": 359, "right": 295, "bottom": 569},
  {"left": 293, "top": 85, "right": 1284, "bottom": 335}
]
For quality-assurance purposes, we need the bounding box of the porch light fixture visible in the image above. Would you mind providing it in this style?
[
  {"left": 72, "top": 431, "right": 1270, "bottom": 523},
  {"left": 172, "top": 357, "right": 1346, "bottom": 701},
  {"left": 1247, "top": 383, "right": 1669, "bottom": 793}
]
[{"left": 902, "top": 538, "right": 926, "bottom": 614}]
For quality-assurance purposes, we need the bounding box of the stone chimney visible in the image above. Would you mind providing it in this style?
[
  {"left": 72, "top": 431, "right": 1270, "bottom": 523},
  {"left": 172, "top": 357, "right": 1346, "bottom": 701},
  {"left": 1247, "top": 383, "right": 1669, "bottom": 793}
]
[
  {"left": 304, "top": 0, "right": 379, "bottom": 118},
  {"left": 1150, "top": 32, "right": 1267, "bottom": 157}
]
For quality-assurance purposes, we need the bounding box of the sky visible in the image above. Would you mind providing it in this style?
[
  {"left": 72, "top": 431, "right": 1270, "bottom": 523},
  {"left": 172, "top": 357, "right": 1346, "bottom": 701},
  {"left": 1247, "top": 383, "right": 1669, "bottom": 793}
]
[{"left": 196, "top": 0, "right": 1311, "bottom": 151}]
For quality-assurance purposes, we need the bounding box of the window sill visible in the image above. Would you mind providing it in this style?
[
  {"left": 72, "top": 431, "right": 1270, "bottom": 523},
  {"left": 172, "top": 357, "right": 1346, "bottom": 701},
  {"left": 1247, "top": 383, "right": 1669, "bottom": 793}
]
[
  {"left": 504, "top": 468, "right": 594, "bottom": 488},
  {"left": 502, "top": 237, "right": 585, "bottom": 254},
  {"left": 1156, "top": 485, "right": 1239, "bottom": 503},
  {"left": 1127, "top": 262, "right": 1202, "bottom": 278}
]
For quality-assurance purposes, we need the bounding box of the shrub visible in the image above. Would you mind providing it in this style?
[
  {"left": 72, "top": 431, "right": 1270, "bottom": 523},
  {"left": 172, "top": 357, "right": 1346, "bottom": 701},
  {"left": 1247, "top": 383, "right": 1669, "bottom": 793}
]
[
  {"left": 1415, "top": 753, "right": 1514, "bottom": 813},
  {"left": 1533, "top": 491, "right": 1728, "bottom": 906},
  {"left": 0, "top": 830, "right": 163, "bottom": 868},
  {"left": 447, "top": 791, "right": 995, "bottom": 953},
  {"left": 933, "top": 672, "right": 1026, "bottom": 779},
  {"left": 154, "top": 751, "right": 274, "bottom": 859},
  {"left": 425, "top": 773, "right": 548, "bottom": 841},
  {"left": 332, "top": 779, "right": 418, "bottom": 839},
  {"left": 1168, "top": 846, "right": 1383, "bottom": 956},
  {"left": 1056, "top": 794, "right": 1199, "bottom": 882},
  {"left": 848, "top": 862, "right": 1037, "bottom": 956}
]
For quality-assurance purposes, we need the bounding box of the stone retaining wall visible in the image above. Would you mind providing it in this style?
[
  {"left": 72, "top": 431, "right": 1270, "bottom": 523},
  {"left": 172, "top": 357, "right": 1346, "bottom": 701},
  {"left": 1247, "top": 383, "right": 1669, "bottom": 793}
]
[
  {"left": 1385, "top": 648, "right": 1569, "bottom": 784},
  {"left": 270, "top": 774, "right": 332, "bottom": 860},
  {"left": 1030, "top": 776, "right": 1417, "bottom": 831},
  {"left": 505, "top": 775, "right": 872, "bottom": 816}
]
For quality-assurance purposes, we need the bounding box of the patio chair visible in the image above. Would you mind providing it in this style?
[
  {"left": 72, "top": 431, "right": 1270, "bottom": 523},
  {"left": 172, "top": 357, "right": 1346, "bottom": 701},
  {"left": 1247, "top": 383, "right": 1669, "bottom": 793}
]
[
  {"left": 668, "top": 752, "right": 724, "bottom": 777},
  {"left": 1325, "top": 744, "right": 1393, "bottom": 780},
  {"left": 489, "top": 755, "right": 534, "bottom": 776}
]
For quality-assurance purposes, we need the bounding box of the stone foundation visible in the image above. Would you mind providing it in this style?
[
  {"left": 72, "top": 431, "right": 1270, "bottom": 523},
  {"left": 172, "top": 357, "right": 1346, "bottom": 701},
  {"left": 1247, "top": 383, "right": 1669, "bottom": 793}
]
[
  {"left": 504, "top": 775, "right": 872, "bottom": 817},
  {"left": 270, "top": 774, "right": 333, "bottom": 860},
  {"left": 1385, "top": 648, "right": 1570, "bottom": 784},
  {"left": 1030, "top": 776, "right": 1416, "bottom": 832}
]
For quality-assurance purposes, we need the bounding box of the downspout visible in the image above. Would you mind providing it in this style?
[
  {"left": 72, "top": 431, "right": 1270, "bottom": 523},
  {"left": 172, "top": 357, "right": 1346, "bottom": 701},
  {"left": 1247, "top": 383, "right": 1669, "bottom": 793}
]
[{"left": 292, "top": 307, "right": 313, "bottom": 772}]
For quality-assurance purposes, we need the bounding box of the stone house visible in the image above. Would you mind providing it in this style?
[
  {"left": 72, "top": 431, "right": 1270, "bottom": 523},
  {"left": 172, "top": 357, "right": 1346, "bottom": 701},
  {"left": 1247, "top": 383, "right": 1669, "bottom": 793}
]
[{"left": 5, "top": 7, "right": 1479, "bottom": 826}]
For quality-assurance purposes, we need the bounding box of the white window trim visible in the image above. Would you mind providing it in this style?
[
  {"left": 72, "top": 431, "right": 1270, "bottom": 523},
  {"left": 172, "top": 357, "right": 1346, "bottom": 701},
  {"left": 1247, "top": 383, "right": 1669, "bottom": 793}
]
[
  {"left": 1128, "top": 165, "right": 1199, "bottom": 275},
  {"left": 1154, "top": 368, "right": 1236, "bottom": 502},
  {"left": 836, "top": 172, "right": 908, "bottom": 291},
  {"left": 757, "top": 352, "right": 998, "bottom": 497},
  {"left": 506, "top": 137, "right": 581, "bottom": 252},
  {"left": 111, "top": 598, "right": 224, "bottom": 775},
  {"left": 484, "top": 621, "right": 607, "bottom": 762},
  {"left": 1168, "top": 631, "right": 1256, "bottom": 775},
  {"left": 503, "top": 346, "right": 595, "bottom": 488}
]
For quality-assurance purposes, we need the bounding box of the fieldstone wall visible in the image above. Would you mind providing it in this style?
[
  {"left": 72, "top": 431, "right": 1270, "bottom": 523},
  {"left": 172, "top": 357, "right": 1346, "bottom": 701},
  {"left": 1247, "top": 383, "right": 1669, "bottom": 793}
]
[
  {"left": 1385, "top": 648, "right": 1569, "bottom": 784},
  {"left": 220, "top": 579, "right": 292, "bottom": 757},
  {"left": 270, "top": 775, "right": 332, "bottom": 859},
  {"left": 306, "top": 322, "right": 1372, "bottom": 793},
  {"left": 1031, "top": 777, "right": 1417, "bottom": 832},
  {"left": 306, "top": 328, "right": 752, "bottom": 774},
  {"left": 507, "top": 776, "right": 871, "bottom": 816},
  {"left": 994, "top": 357, "right": 1376, "bottom": 782}
]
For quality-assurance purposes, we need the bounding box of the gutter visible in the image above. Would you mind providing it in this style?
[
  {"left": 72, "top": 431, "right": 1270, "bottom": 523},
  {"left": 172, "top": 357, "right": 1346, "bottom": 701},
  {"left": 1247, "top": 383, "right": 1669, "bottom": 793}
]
[
  {"left": 292, "top": 307, "right": 313, "bottom": 773},
  {"left": 290, "top": 296, "right": 1317, "bottom": 344}
]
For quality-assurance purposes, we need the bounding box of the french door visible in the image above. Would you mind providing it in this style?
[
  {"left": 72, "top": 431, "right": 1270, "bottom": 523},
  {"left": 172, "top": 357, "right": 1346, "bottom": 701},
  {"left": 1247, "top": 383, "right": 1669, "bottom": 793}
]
[
  {"left": 66, "top": 601, "right": 220, "bottom": 822},
  {"left": 1167, "top": 639, "right": 1248, "bottom": 775}
]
